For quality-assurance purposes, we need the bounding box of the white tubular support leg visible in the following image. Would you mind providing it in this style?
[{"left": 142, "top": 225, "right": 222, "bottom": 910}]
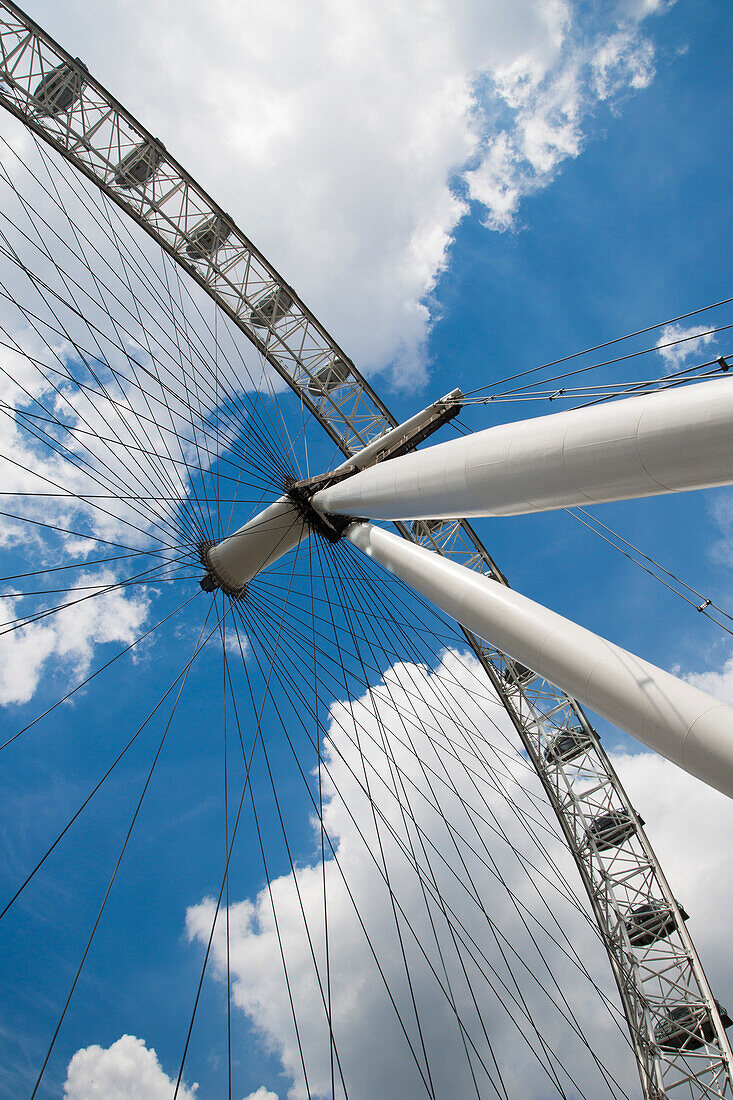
[
  {"left": 347, "top": 521, "right": 733, "bottom": 798},
  {"left": 313, "top": 378, "right": 733, "bottom": 520},
  {"left": 204, "top": 497, "right": 307, "bottom": 593}
]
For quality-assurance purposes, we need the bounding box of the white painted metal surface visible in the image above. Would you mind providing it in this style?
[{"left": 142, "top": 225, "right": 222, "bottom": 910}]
[
  {"left": 204, "top": 497, "right": 306, "bottom": 592},
  {"left": 314, "top": 379, "right": 733, "bottom": 520},
  {"left": 333, "top": 389, "right": 462, "bottom": 473},
  {"left": 347, "top": 521, "right": 733, "bottom": 798}
]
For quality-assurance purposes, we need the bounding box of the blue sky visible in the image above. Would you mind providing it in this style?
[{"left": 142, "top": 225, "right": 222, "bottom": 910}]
[
  {"left": 1, "top": 1, "right": 733, "bottom": 1098},
  {"left": 426, "top": 0, "right": 733, "bottom": 681}
]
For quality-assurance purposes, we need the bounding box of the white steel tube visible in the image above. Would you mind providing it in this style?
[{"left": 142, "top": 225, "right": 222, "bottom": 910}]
[
  {"left": 347, "top": 521, "right": 733, "bottom": 798},
  {"left": 204, "top": 497, "right": 306, "bottom": 592},
  {"left": 313, "top": 379, "right": 733, "bottom": 520}
]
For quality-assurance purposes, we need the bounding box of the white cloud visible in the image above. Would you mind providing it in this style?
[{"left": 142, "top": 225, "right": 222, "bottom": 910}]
[
  {"left": 0, "top": 193, "right": 223, "bottom": 708},
  {"left": 180, "top": 646, "right": 733, "bottom": 1100},
  {"left": 0, "top": 313, "right": 182, "bottom": 706},
  {"left": 685, "top": 651, "right": 733, "bottom": 707},
  {"left": 63, "top": 1034, "right": 197, "bottom": 1100},
  {"left": 592, "top": 30, "right": 656, "bottom": 100},
  {"left": 50, "top": 644, "right": 730, "bottom": 1100},
  {"left": 0, "top": 314, "right": 189, "bottom": 556},
  {"left": 465, "top": 4, "right": 663, "bottom": 233},
  {"left": 26, "top": 0, "right": 674, "bottom": 384},
  {"left": 187, "top": 650, "right": 647, "bottom": 1100},
  {"left": 656, "top": 322, "right": 716, "bottom": 368},
  {"left": 0, "top": 569, "right": 150, "bottom": 705}
]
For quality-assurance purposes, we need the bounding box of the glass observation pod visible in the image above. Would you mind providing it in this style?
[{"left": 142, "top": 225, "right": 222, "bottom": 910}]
[
  {"left": 625, "top": 899, "right": 690, "bottom": 947},
  {"left": 544, "top": 725, "right": 595, "bottom": 766},
  {"left": 113, "top": 141, "right": 164, "bottom": 190},
  {"left": 306, "top": 357, "right": 351, "bottom": 396},
  {"left": 586, "top": 808, "right": 641, "bottom": 852},
  {"left": 185, "top": 214, "right": 231, "bottom": 261},
  {"left": 654, "top": 1001, "right": 733, "bottom": 1053},
  {"left": 249, "top": 286, "right": 293, "bottom": 328},
  {"left": 410, "top": 519, "right": 447, "bottom": 540},
  {"left": 502, "top": 660, "right": 535, "bottom": 688},
  {"left": 32, "top": 58, "right": 88, "bottom": 116}
]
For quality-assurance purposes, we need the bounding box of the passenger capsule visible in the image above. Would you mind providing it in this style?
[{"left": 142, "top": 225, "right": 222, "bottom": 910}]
[
  {"left": 502, "top": 661, "right": 535, "bottom": 687},
  {"left": 114, "top": 141, "right": 163, "bottom": 189},
  {"left": 625, "top": 899, "right": 689, "bottom": 947},
  {"left": 186, "top": 214, "right": 230, "bottom": 260},
  {"left": 249, "top": 286, "right": 293, "bottom": 328},
  {"left": 307, "top": 357, "right": 351, "bottom": 396},
  {"left": 411, "top": 519, "right": 446, "bottom": 540},
  {"left": 587, "top": 808, "right": 639, "bottom": 852},
  {"left": 32, "top": 58, "right": 87, "bottom": 116},
  {"left": 544, "top": 725, "right": 593, "bottom": 766},
  {"left": 654, "top": 1000, "right": 732, "bottom": 1052}
]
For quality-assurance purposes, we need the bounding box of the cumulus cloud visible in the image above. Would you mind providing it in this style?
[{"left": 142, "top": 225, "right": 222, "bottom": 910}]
[
  {"left": 27, "top": 0, "right": 675, "bottom": 383},
  {"left": 63, "top": 1034, "right": 197, "bottom": 1099},
  {"left": 58, "top": 630, "right": 733, "bottom": 1098},
  {"left": 64, "top": 1034, "right": 275, "bottom": 1100},
  {"left": 656, "top": 322, "right": 716, "bottom": 368},
  {"left": 187, "top": 649, "right": 647, "bottom": 1100},
  {"left": 180, "top": 644, "right": 733, "bottom": 1100}
]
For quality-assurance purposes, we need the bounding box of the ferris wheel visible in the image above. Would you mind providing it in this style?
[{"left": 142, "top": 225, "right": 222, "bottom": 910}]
[{"left": 0, "top": 3, "right": 732, "bottom": 1098}]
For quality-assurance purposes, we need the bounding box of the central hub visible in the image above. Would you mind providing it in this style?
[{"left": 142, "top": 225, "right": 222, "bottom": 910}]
[
  {"left": 197, "top": 389, "right": 463, "bottom": 594},
  {"left": 284, "top": 477, "right": 356, "bottom": 544}
]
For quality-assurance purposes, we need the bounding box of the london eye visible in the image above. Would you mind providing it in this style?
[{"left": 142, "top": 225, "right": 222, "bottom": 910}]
[{"left": 0, "top": 4, "right": 732, "bottom": 1098}]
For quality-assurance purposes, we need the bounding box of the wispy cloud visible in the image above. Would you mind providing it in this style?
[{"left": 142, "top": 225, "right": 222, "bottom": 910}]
[
  {"left": 0, "top": 570, "right": 150, "bottom": 706},
  {"left": 465, "top": 2, "right": 660, "bottom": 233},
  {"left": 656, "top": 322, "right": 716, "bottom": 368}
]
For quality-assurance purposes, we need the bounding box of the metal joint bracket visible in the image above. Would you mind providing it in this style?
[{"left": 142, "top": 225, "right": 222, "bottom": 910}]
[{"left": 289, "top": 387, "right": 463, "bottom": 503}]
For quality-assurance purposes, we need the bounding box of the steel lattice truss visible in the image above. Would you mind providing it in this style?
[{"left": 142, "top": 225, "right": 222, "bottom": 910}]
[{"left": 0, "top": 2, "right": 730, "bottom": 1095}]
